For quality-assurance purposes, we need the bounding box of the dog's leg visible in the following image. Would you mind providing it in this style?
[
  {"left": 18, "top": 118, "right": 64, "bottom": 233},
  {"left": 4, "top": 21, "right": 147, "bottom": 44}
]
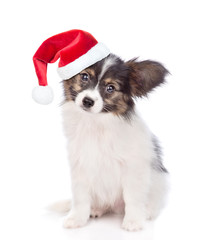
[
  {"left": 63, "top": 176, "right": 90, "bottom": 228},
  {"left": 146, "top": 171, "right": 169, "bottom": 220},
  {"left": 121, "top": 164, "right": 150, "bottom": 231}
]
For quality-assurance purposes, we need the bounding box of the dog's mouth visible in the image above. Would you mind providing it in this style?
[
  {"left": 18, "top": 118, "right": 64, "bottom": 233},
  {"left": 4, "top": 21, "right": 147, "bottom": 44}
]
[
  {"left": 79, "top": 103, "right": 103, "bottom": 114},
  {"left": 81, "top": 106, "right": 91, "bottom": 112},
  {"left": 78, "top": 103, "right": 93, "bottom": 113}
]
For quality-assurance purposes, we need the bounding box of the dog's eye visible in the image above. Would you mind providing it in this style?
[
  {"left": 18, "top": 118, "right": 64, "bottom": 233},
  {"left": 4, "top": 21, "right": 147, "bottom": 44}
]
[
  {"left": 106, "top": 84, "right": 115, "bottom": 93},
  {"left": 80, "top": 73, "right": 89, "bottom": 82}
]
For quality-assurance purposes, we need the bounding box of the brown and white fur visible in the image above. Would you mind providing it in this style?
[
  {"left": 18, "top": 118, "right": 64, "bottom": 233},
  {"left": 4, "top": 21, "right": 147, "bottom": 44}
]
[{"left": 60, "top": 54, "right": 169, "bottom": 231}]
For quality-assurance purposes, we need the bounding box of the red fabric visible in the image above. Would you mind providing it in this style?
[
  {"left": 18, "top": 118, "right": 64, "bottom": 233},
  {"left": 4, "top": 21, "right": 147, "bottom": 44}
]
[{"left": 33, "top": 29, "right": 98, "bottom": 86}]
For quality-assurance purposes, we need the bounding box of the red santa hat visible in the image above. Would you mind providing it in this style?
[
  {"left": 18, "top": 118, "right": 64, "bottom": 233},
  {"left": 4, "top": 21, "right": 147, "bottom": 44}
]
[{"left": 32, "top": 29, "right": 110, "bottom": 104}]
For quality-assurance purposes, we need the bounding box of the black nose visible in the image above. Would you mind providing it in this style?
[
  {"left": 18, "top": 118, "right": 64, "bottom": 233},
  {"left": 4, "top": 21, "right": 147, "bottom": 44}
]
[{"left": 82, "top": 97, "right": 94, "bottom": 108}]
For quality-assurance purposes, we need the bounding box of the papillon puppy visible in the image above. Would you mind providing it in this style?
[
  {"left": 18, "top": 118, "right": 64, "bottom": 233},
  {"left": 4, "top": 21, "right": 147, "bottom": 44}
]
[{"left": 60, "top": 54, "right": 169, "bottom": 231}]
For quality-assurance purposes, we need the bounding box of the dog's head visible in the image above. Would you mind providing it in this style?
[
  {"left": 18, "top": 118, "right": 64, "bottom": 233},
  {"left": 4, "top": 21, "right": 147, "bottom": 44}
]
[{"left": 63, "top": 54, "right": 168, "bottom": 119}]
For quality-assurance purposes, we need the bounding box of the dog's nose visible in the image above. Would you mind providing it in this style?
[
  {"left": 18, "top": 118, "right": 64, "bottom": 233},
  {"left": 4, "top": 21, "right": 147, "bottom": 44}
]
[{"left": 82, "top": 97, "right": 94, "bottom": 108}]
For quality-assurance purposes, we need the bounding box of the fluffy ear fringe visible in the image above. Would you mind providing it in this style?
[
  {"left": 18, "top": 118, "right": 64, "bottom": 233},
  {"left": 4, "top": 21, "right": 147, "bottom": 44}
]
[{"left": 126, "top": 59, "right": 169, "bottom": 97}]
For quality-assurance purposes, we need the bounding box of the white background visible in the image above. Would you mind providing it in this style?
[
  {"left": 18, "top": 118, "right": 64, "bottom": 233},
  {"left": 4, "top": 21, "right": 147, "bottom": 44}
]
[{"left": 0, "top": 0, "right": 199, "bottom": 239}]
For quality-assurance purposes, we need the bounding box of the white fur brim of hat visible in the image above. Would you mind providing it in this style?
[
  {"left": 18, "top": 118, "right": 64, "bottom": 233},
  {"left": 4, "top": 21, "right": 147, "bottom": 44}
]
[{"left": 57, "top": 43, "right": 110, "bottom": 80}]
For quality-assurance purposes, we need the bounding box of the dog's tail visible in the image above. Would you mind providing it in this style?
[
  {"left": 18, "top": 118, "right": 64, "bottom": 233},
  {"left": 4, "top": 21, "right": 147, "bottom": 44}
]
[{"left": 47, "top": 199, "right": 72, "bottom": 213}]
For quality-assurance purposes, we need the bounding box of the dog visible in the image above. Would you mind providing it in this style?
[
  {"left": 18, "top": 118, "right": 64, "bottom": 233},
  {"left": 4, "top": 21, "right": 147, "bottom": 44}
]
[{"left": 60, "top": 54, "right": 169, "bottom": 231}]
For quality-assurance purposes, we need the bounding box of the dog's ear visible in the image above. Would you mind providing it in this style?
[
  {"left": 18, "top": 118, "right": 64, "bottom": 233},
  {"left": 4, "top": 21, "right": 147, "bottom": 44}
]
[{"left": 126, "top": 59, "right": 169, "bottom": 97}]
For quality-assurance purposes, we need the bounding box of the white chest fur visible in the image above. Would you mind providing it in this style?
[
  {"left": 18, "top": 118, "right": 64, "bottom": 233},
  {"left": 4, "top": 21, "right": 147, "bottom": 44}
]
[{"left": 62, "top": 102, "right": 154, "bottom": 209}]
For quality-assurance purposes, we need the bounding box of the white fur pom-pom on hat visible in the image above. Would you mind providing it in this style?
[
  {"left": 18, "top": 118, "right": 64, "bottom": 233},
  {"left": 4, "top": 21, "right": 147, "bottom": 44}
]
[
  {"left": 32, "top": 86, "right": 54, "bottom": 105},
  {"left": 32, "top": 29, "right": 110, "bottom": 104}
]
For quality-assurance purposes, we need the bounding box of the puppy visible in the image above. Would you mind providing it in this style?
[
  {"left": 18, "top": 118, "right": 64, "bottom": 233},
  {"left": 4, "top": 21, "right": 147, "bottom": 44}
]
[{"left": 61, "top": 54, "right": 169, "bottom": 231}]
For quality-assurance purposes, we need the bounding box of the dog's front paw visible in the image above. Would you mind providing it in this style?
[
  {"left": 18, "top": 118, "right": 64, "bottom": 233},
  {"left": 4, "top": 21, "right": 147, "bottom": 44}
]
[
  {"left": 122, "top": 217, "right": 144, "bottom": 231},
  {"left": 63, "top": 215, "right": 88, "bottom": 229}
]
